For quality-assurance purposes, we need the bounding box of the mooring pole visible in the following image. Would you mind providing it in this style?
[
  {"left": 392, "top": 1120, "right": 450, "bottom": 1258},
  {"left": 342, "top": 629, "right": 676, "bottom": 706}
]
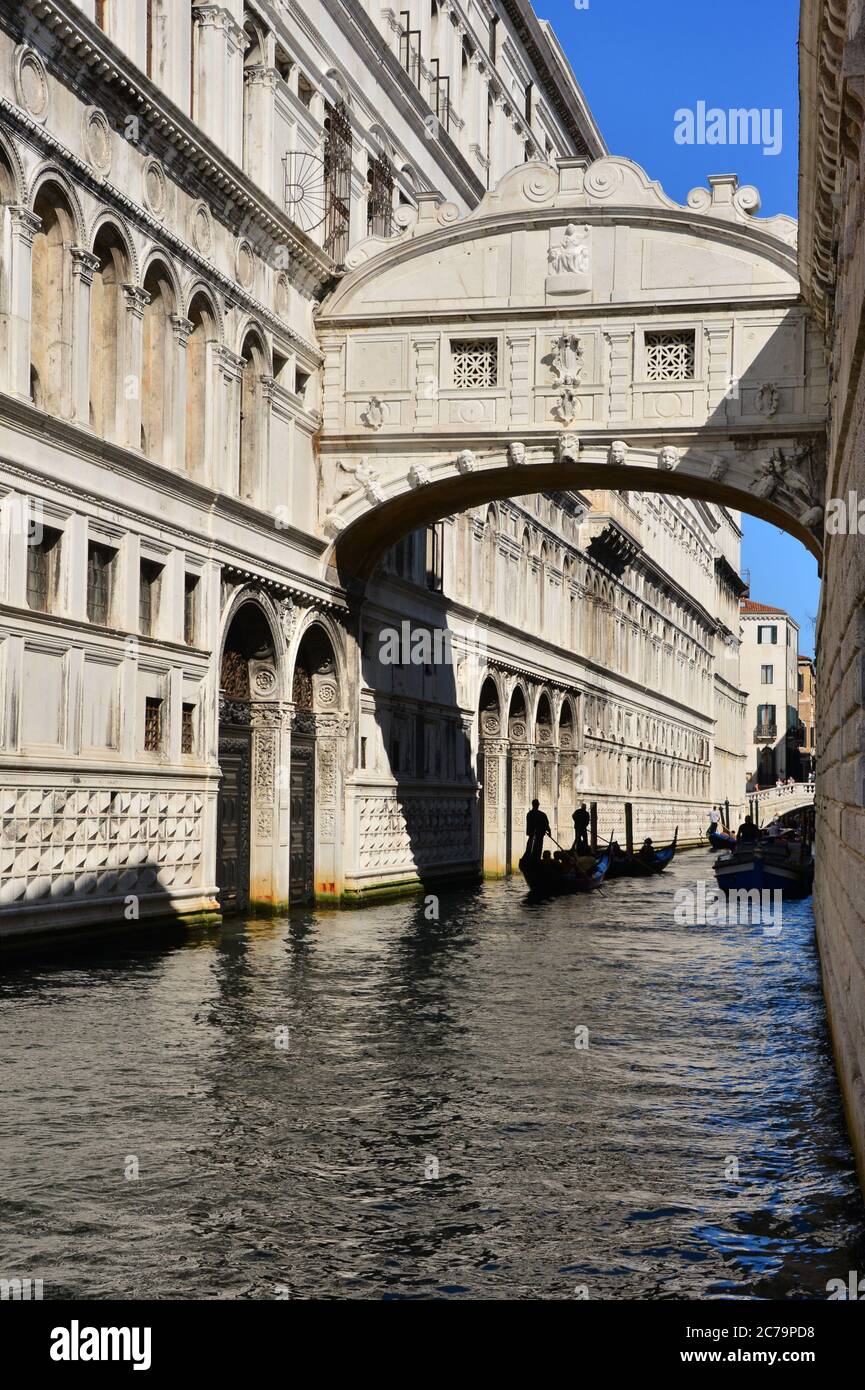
[
  {"left": 625, "top": 802, "right": 634, "bottom": 857},
  {"left": 590, "top": 801, "right": 598, "bottom": 853},
  {"left": 724, "top": 799, "right": 730, "bottom": 829}
]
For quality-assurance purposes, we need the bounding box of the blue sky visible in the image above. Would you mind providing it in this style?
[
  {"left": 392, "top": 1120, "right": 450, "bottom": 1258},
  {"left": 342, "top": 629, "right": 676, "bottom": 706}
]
[{"left": 539, "top": 0, "right": 818, "bottom": 654}]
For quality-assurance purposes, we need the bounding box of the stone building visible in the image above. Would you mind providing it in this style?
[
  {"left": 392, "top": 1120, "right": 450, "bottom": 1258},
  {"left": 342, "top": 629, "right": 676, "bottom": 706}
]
[
  {"left": 739, "top": 598, "right": 801, "bottom": 786},
  {"left": 797, "top": 654, "right": 816, "bottom": 778},
  {"left": 0, "top": 0, "right": 756, "bottom": 945}
]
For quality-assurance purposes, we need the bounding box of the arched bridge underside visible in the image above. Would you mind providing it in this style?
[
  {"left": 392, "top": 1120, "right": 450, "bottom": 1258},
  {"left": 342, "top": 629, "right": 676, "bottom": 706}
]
[{"left": 316, "top": 157, "right": 828, "bottom": 585}]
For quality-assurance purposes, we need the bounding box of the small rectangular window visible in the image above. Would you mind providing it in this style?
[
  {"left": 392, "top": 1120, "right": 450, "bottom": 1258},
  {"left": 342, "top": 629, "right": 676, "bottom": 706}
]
[
  {"left": 644, "top": 330, "right": 695, "bottom": 382},
  {"left": 144, "top": 697, "right": 162, "bottom": 753},
  {"left": 297, "top": 73, "right": 315, "bottom": 108},
  {"left": 184, "top": 573, "right": 200, "bottom": 646},
  {"left": 761, "top": 664, "right": 773, "bottom": 684},
  {"left": 360, "top": 735, "right": 367, "bottom": 769},
  {"left": 451, "top": 338, "right": 498, "bottom": 389},
  {"left": 181, "top": 702, "right": 195, "bottom": 755},
  {"left": 139, "top": 559, "right": 163, "bottom": 637},
  {"left": 26, "top": 525, "right": 62, "bottom": 613},
  {"left": 757, "top": 625, "right": 778, "bottom": 645},
  {"left": 87, "top": 541, "right": 116, "bottom": 626},
  {"left": 295, "top": 367, "right": 310, "bottom": 400}
]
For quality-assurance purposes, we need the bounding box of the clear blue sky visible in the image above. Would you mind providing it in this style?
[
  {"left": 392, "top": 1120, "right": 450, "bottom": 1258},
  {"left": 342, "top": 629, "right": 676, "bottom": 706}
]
[{"left": 539, "top": 0, "right": 818, "bottom": 655}]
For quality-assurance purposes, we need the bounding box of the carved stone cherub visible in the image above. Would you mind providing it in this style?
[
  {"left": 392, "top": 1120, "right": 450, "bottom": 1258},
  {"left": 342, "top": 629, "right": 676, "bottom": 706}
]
[
  {"left": 608, "top": 440, "right": 629, "bottom": 465},
  {"left": 658, "top": 445, "right": 680, "bottom": 471}
]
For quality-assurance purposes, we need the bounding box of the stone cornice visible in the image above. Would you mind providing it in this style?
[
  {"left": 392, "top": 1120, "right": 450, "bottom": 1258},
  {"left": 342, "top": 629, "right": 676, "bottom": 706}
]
[{"left": 7, "top": 0, "right": 334, "bottom": 286}]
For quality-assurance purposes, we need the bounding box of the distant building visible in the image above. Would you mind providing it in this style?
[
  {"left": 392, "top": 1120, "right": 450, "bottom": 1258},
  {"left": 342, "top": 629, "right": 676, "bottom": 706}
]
[
  {"left": 798, "top": 656, "right": 817, "bottom": 778},
  {"left": 740, "top": 600, "right": 801, "bottom": 787}
]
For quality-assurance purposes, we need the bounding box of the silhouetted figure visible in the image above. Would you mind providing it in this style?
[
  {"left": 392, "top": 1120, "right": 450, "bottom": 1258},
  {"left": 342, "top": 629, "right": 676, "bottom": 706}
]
[
  {"left": 636, "top": 837, "right": 655, "bottom": 865},
  {"left": 525, "top": 799, "right": 551, "bottom": 862},
  {"left": 737, "top": 815, "right": 759, "bottom": 843},
  {"left": 572, "top": 801, "right": 591, "bottom": 853}
]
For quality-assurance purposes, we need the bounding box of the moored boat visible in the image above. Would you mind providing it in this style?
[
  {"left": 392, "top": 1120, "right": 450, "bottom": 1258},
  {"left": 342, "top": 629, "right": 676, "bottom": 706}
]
[
  {"left": 520, "top": 846, "right": 611, "bottom": 896},
  {"left": 713, "top": 839, "right": 814, "bottom": 898},
  {"left": 606, "top": 828, "right": 678, "bottom": 878}
]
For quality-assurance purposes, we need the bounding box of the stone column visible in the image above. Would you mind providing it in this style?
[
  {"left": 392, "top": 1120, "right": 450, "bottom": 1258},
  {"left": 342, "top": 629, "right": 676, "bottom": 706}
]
[
  {"left": 705, "top": 323, "right": 734, "bottom": 415},
  {"left": 480, "top": 734, "right": 508, "bottom": 876},
  {"left": 170, "top": 313, "right": 193, "bottom": 472},
  {"left": 248, "top": 698, "right": 292, "bottom": 910},
  {"left": 4, "top": 206, "right": 40, "bottom": 398},
  {"left": 313, "top": 711, "right": 344, "bottom": 901},
  {"left": 509, "top": 738, "right": 531, "bottom": 871},
  {"left": 70, "top": 246, "right": 100, "bottom": 426},
  {"left": 121, "top": 283, "right": 149, "bottom": 451},
  {"left": 242, "top": 63, "right": 276, "bottom": 195},
  {"left": 215, "top": 344, "right": 246, "bottom": 495},
  {"left": 192, "top": 5, "right": 246, "bottom": 163},
  {"left": 259, "top": 373, "right": 276, "bottom": 509},
  {"left": 319, "top": 335, "right": 344, "bottom": 432}
]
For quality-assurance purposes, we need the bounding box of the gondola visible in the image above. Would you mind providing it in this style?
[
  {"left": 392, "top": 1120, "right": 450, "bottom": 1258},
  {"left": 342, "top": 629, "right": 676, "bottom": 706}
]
[
  {"left": 708, "top": 827, "right": 736, "bottom": 850},
  {"left": 520, "top": 845, "right": 611, "bottom": 896},
  {"left": 605, "top": 827, "right": 678, "bottom": 878}
]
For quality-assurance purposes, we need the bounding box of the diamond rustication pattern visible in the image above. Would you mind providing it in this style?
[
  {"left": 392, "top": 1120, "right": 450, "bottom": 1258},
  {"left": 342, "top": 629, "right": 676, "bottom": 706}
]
[
  {"left": 644, "top": 331, "right": 695, "bottom": 381},
  {"left": 0, "top": 787, "right": 203, "bottom": 907},
  {"left": 451, "top": 338, "right": 498, "bottom": 389}
]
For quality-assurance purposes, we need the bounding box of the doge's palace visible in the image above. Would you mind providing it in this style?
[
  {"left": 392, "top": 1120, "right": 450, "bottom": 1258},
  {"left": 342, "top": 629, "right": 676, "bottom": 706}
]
[{"left": 0, "top": 0, "right": 751, "bottom": 942}]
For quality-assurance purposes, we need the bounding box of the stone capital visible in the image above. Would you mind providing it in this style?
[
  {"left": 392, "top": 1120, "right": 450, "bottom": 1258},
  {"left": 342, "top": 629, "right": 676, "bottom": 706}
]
[
  {"left": 7, "top": 205, "right": 41, "bottom": 243},
  {"left": 170, "top": 313, "right": 195, "bottom": 347},
  {"left": 70, "top": 246, "right": 100, "bottom": 285},
  {"left": 122, "top": 283, "right": 151, "bottom": 317}
]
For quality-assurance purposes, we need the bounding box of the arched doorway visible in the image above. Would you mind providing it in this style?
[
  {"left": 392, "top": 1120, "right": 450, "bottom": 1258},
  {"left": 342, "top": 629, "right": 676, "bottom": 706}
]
[
  {"left": 218, "top": 599, "right": 282, "bottom": 914},
  {"left": 290, "top": 623, "right": 343, "bottom": 904}
]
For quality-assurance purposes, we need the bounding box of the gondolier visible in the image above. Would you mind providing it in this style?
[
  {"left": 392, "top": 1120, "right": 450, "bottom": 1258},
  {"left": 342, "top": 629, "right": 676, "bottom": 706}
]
[
  {"left": 572, "top": 802, "right": 591, "bottom": 853},
  {"left": 525, "top": 800, "right": 551, "bottom": 863}
]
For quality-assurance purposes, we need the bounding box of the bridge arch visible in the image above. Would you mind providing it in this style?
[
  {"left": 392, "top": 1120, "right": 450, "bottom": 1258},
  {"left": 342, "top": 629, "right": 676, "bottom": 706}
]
[{"left": 316, "top": 156, "right": 827, "bottom": 588}]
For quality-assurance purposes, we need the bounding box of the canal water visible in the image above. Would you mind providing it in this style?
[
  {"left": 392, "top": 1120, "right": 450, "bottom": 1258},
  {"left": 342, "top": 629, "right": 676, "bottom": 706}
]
[{"left": 2, "top": 848, "right": 863, "bottom": 1301}]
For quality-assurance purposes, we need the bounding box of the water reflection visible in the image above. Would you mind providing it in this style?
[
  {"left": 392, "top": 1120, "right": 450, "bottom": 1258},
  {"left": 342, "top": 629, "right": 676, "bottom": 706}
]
[{"left": 1, "top": 850, "right": 863, "bottom": 1300}]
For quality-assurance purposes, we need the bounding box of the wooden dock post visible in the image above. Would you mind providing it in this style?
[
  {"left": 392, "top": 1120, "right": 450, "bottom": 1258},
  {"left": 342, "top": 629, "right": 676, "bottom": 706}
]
[
  {"left": 724, "top": 799, "right": 730, "bottom": 830},
  {"left": 590, "top": 801, "right": 598, "bottom": 853},
  {"left": 624, "top": 802, "right": 634, "bottom": 856}
]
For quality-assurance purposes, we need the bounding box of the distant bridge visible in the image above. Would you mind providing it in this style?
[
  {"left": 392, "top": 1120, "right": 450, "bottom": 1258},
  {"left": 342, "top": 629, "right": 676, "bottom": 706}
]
[{"left": 751, "top": 782, "right": 815, "bottom": 820}]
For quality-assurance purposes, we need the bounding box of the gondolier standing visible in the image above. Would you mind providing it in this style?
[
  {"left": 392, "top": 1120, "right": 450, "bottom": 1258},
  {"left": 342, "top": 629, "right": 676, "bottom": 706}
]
[
  {"left": 572, "top": 802, "right": 591, "bottom": 854},
  {"left": 525, "top": 800, "right": 551, "bottom": 863}
]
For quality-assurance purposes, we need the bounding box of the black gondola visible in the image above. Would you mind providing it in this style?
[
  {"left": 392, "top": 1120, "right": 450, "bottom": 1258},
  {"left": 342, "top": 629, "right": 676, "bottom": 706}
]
[
  {"left": 520, "top": 845, "right": 612, "bottom": 896},
  {"left": 605, "top": 827, "right": 678, "bottom": 878}
]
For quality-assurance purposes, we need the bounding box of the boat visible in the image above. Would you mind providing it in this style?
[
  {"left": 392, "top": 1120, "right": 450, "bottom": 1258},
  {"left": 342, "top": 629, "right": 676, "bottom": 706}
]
[
  {"left": 606, "top": 828, "right": 678, "bottom": 878},
  {"left": 520, "top": 845, "right": 611, "bottom": 896},
  {"left": 713, "top": 837, "right": 814, "bottom": 899},
  {"left": 707, "top": 827, "right": 736, "bottom": 850}
]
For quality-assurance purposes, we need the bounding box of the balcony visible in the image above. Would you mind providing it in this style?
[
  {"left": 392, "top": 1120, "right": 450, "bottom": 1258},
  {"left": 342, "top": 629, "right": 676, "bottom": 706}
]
[
  {"left": 582, "top": 491, "right": 643, "bottom": 576},
  {"left": 753, "top": 723, "right": 777, "bottom": 743}
]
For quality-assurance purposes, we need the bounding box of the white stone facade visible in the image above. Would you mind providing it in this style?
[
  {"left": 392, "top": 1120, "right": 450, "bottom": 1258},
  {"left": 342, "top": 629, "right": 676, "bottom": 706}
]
[
  {"left": 739, "top": 599, "right": 801, "bottom": 788},
  {"left": 0, "top": 0, "right": 753, "bottom": 942}
]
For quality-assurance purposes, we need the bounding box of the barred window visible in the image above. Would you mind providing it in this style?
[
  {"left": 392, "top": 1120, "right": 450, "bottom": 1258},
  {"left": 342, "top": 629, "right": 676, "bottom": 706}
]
[
  {"left": 26, "top": 526, "right": 62, "bottom": 613},
  {"left": 451, "top": 338, "right": 498, "bottom": 389},
  {"left": 181, "top": 702, "right": 196, "bottom": 755},
  {"left": 644, "top": 330, "right": 695, "bottom": 381},
  {"left": 144, "top": 697, "right": 162, "bottom": 753},
  {"left": 139, "top": 559, "right": 163, "bottom": 637},
  {"left": 87, "top": 542, "right": 116, "bottom": 626},
  {"left": 184, "top": 572, "right": 199, "bottom": 645}
]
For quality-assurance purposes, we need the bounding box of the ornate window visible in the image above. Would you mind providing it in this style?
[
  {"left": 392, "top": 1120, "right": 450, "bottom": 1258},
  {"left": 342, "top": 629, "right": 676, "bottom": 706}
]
[
  {"left": 181, "top": 703, "right": 196, "bottom": 755},
  {"left": 451, "top": 338, "right": 498, "bottom": 389},
  {"left": 644, "top": 330, "right": 695, "bottom": 381},
  {"left": 367, "top": 151, "right": 394, "bottom": 237},
  {"left": 323, "top": 100, "right": 352, "bottom": 262}
]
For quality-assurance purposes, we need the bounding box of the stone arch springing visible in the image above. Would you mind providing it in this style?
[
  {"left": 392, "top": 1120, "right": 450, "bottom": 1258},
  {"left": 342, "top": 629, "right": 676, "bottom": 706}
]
[
  {"left": 185, "top": 288, "right": 220, "bottom": 480},
  {"left": 30, "top": 179, "right": 78, "bottom": 415},
  {"left": 238, "top": 326, "right": 269, "bottom": 502},
  {"left": 89, "top": 221, "right": 130, "bottom": 442},
  {"left": 141, "top": 258, "right": 177, "bottom": 463}
]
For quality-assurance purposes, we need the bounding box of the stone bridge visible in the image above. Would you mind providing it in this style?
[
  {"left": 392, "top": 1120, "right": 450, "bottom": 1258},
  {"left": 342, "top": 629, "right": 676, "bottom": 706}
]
[
  {"left": 752, "top": 781, "right": 816, "bottom": 819},
  {"left": 315, "top": 156, "right": 827, "bottom": 586}
]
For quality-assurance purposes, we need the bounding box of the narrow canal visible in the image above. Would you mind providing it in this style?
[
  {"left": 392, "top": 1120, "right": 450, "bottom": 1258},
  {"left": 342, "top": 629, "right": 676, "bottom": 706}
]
[{"left": 2, "top": 848, "right": 863, "bottom": 1300}]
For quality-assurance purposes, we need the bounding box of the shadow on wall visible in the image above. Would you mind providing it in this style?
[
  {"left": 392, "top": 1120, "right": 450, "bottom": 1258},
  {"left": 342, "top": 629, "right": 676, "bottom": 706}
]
[{"left": 358, "top": 552, "right": 481, "bottom": 894}]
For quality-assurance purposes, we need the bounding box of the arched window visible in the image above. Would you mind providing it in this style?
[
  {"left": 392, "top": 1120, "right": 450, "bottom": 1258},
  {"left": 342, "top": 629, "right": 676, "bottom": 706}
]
[
  {"left": 141, "top": 261, "right": 175, "bottom": 462},
  {"left": 185, "top": 291, "right": 217, "bottom": 478},
  {"left": 238, "top": 330, "right": 267, "bottom": 500},
  {"left": 30, "top": 185, "right": 76, "bottom": 414},
  {"left": 89, "top": 225, "right": 128, "bottom": 441}
]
